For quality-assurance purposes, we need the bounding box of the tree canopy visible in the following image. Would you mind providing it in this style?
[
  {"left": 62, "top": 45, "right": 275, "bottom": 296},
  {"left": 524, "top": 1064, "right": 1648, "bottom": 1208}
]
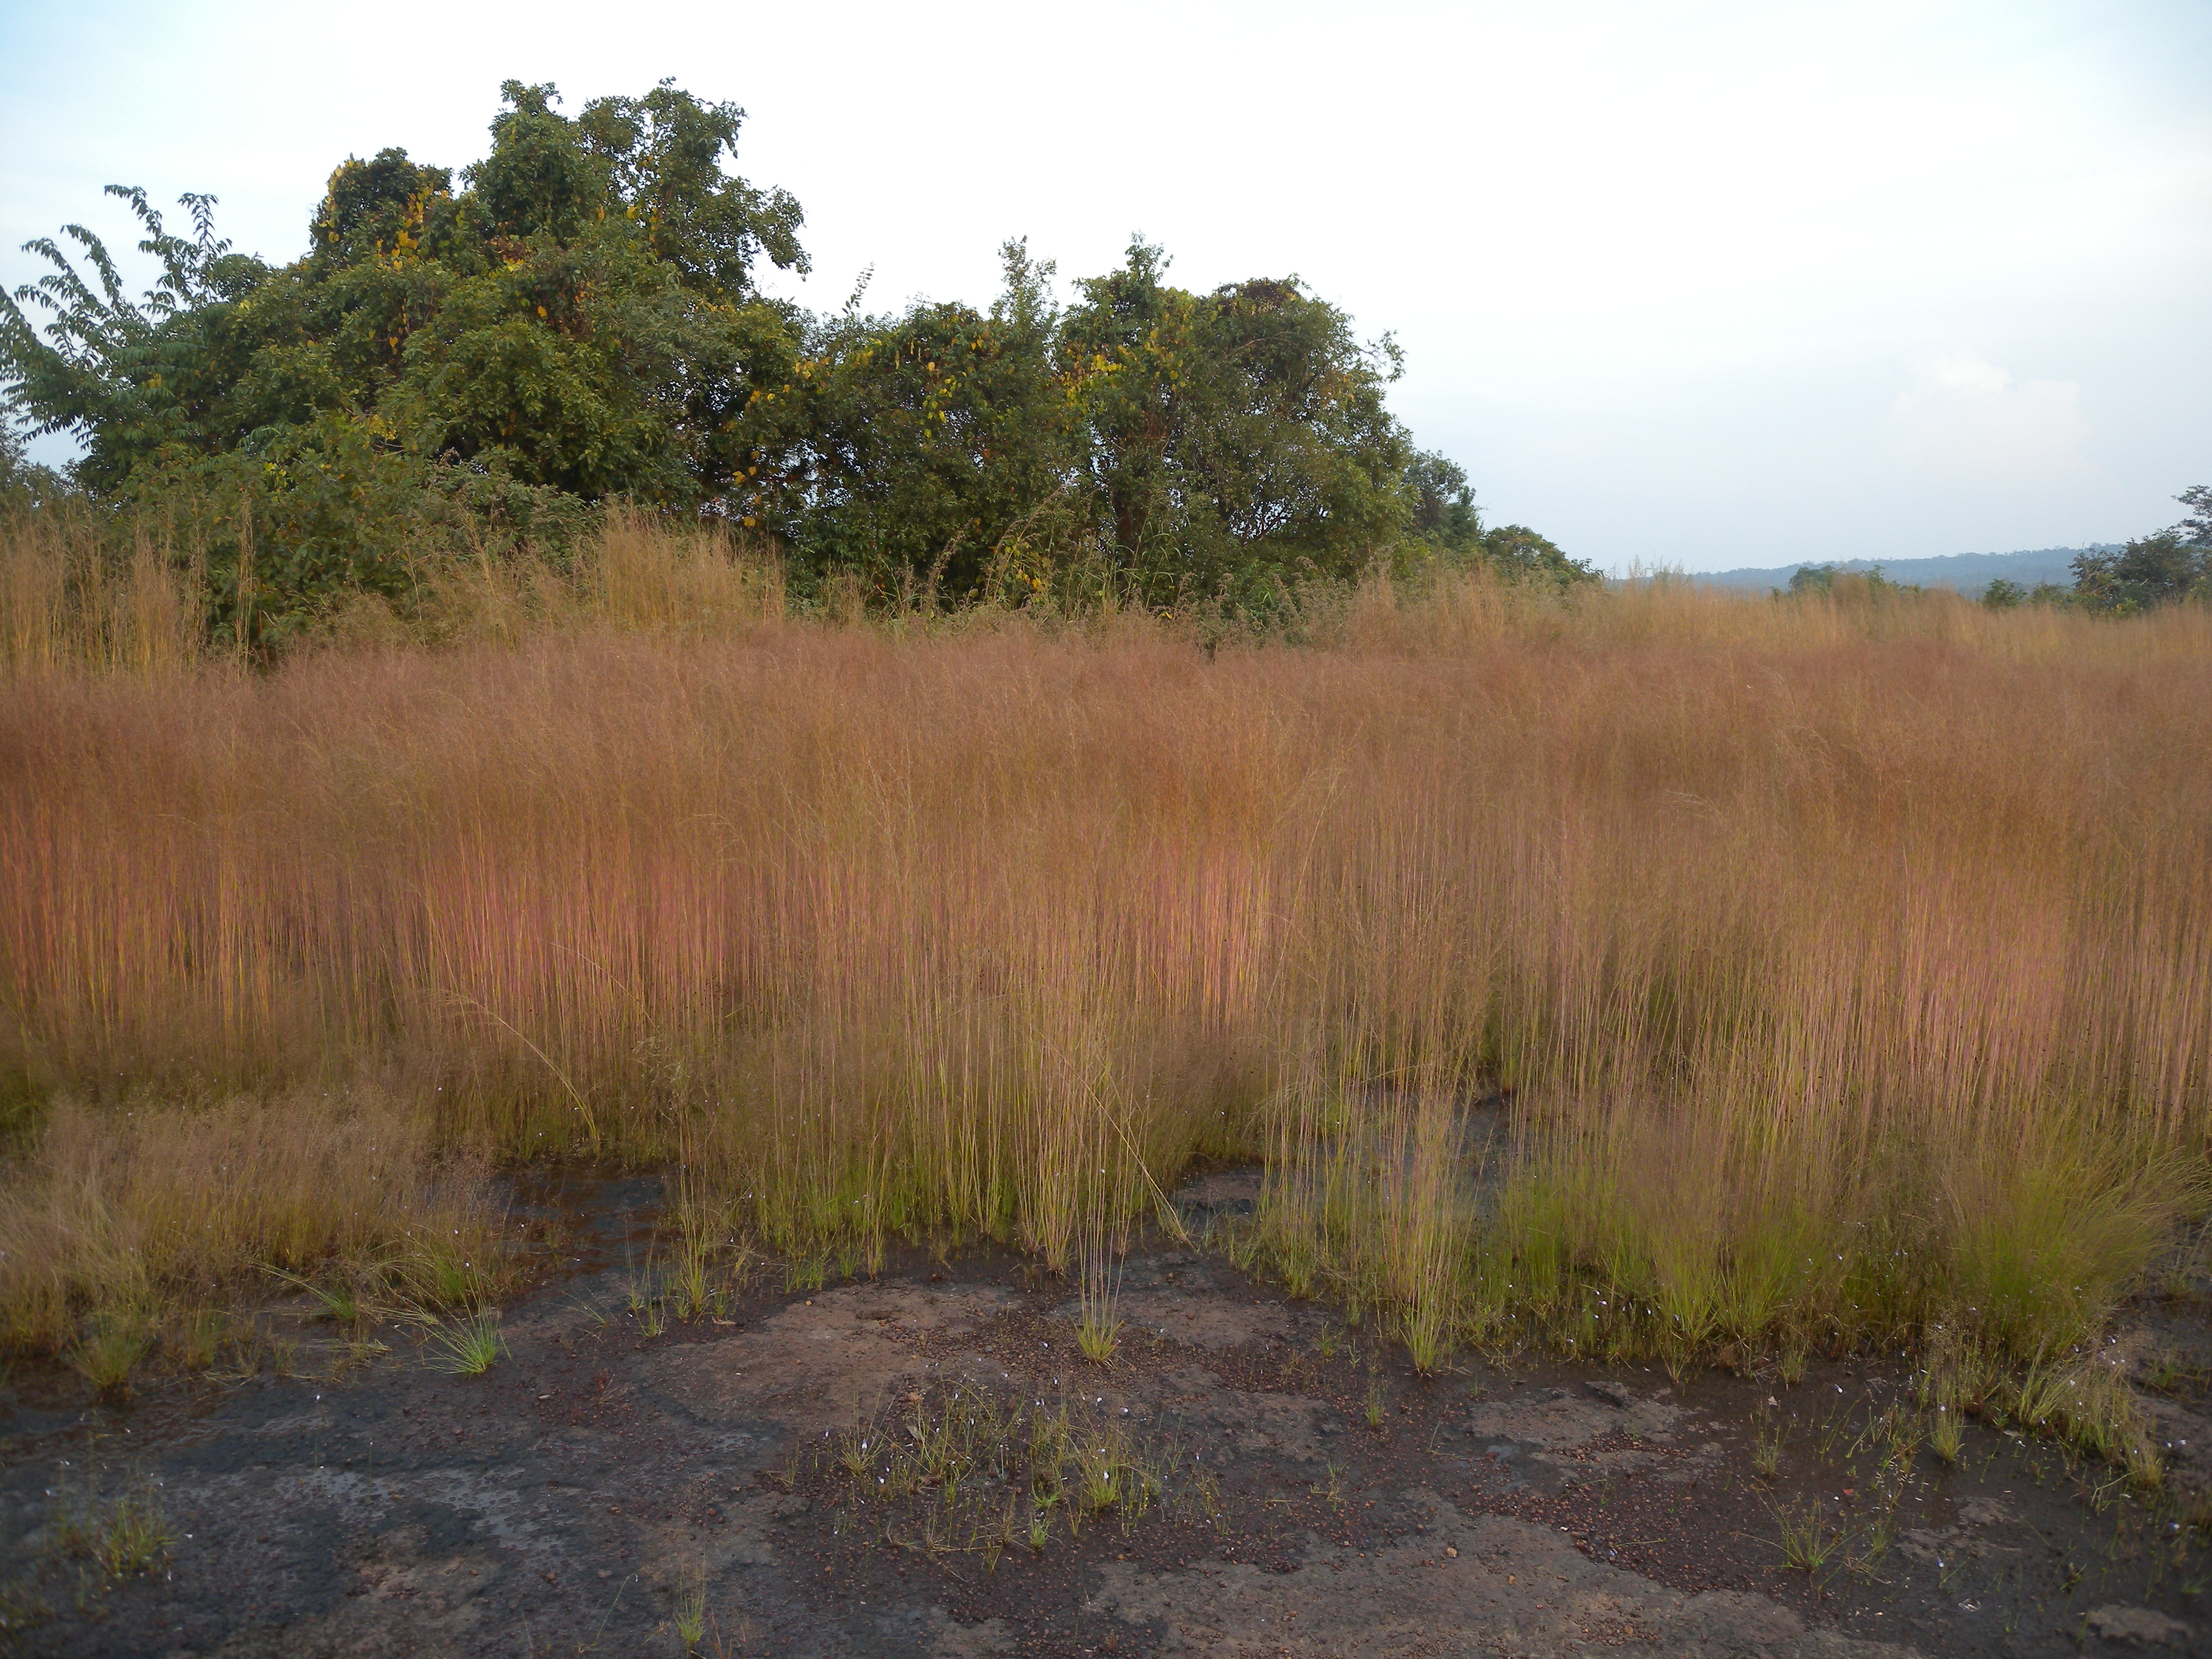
[
  {"left": 2073, "top": 485, "right": 2211, "bottom": 613},
  {"left": 2, "top": 79, "right": 1588, "bottom": 635}
]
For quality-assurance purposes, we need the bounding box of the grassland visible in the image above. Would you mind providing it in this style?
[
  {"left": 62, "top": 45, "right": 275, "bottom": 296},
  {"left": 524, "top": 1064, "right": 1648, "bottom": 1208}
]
[{"left": 2, "top": 508, "right": 2207, "bottom": 1396}]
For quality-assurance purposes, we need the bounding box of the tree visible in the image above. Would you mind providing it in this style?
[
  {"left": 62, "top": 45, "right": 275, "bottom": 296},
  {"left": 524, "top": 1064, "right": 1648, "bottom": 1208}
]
[
  {"left": 2176, "top": 483, "right": 2212, "bottom": 546},
  {"left": 0, "top": 186, "right": 271, "bottom": 494},
  {"left": 0, "top": 422, "right": 68, "bottom": 507},
  {"left": 1058, "top": 242, "right": 1412, "bottom": 604},
  {"left": 4, "top": 82, "right": 1585, "bottom": 631},
  {"left": 1784, "top": 563, "right": 1915, "bottom": 601},
  {"left": 750, "top": 239, "right": 1479, "bottom": 607},
  {"left": 745, "top": 241, "right": 1077, "bottom": 600},
  {"left": 1404, "top": 449, "right": 1483, "bottom": 554},
  {"left": 2072, "top": 488, "right": 2211, "bottom": 612},
  {"left": 1478, "top": 523, "right": 1594, "bottom": 587},
  {"left": 2, "top": 81, "right": 806, "bottom": 510}
]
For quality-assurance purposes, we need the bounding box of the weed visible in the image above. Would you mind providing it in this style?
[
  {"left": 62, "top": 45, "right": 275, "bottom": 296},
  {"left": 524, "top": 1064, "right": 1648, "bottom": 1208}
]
[
  {"left": 2139, "top": 1348, "right": 2196, "bottom": 1394},
  {"left": 1882, "top": 1408, "right": 1924, "bottom": 1476},
  {"left": 1851, "top": 1507, "right": 1897, "bottom": 1578},
  {"left": 1364, "top": 1373, "right": 1387, "bottom": 1432},
  {"left": 1314, "top": 1458, "right": 1347, "bottom": 1511}
]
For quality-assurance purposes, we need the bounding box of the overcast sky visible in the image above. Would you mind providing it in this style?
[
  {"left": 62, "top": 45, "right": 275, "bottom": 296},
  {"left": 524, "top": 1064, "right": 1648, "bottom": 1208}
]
[{"left": 3, "top": 0, "right": 2207, "bottom": 572}]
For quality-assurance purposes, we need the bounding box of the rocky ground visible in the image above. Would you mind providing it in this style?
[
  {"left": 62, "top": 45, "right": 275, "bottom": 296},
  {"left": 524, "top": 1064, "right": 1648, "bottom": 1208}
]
[{"left": 3, "top": 1169, "right": 2209, "bottom": 1657}]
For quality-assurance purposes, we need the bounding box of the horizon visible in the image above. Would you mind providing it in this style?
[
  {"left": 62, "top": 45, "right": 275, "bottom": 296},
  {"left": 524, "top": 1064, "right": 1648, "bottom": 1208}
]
[{"left": 3, "top": 0, "right": 2207, "bottom": 574}]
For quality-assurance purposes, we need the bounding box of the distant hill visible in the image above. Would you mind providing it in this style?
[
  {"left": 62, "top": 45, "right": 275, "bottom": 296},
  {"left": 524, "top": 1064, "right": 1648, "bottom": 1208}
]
[{"left": 1690, "top": 547, "right": 2116, "bottom": 598}]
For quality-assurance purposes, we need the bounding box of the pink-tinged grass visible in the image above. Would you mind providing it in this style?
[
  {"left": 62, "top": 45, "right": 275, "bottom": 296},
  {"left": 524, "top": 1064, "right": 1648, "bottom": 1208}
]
[{"left": 2, "top": 511, "right": 2207, "bottom": 1382}]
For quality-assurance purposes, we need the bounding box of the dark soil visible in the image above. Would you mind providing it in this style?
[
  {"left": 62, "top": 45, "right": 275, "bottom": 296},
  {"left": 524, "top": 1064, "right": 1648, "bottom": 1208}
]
[{"left": 3, "top": 1169, "right": 2208, "bottom": 1657}]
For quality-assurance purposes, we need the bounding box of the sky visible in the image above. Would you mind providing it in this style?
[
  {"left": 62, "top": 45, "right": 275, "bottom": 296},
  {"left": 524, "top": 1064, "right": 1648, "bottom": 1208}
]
[{"left": 3, "top": 0, "right": 2207, "bottom": 573}]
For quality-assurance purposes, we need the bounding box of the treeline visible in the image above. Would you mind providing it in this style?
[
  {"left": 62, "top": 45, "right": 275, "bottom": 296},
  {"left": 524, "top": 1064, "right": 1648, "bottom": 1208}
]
[
  {"left": 0, "top": 80, "right": 1588, "bottom": 650},
  {"left": 2050, "top": 489, "right": 2212, "bottom": 613},
  {"left": 1779, "top": 489, "right": 2212, "bottom": 615}
]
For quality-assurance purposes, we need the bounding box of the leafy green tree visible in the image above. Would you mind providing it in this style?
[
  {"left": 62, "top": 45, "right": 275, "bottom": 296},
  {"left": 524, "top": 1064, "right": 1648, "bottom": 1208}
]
[
  {"left": 2072, "top": 489, "right": 2211, "bottom": 612},
  {"left": 1478, "top": 522, "right": 1592, "bottom": 586},
  {"left": 746, "top": 240, "right": 1530, "bottom": 609},
  {"left": 0, "top": 187, "right": 271, "bottom": 494},
  {"left": 740, "top": 241, "right": 1078, "bottom": 600},
  {"left": 1785, "top": 562, "right": 1917, "bottom": 600},
  {"left": 1404, "top": 449, "right": 1484, "bottom": 554},
  {"left": 0, "top": 422, "right": 67, "bottom": 507},
  {"left": 3, "top": 81, "right": 805, "bottom": 510},
  {"left": 1058, "top": 242, "right": 1411, "bottom": 604},
  {"left": 4, "top": 81, "right": 1587, "bottom": 633}
]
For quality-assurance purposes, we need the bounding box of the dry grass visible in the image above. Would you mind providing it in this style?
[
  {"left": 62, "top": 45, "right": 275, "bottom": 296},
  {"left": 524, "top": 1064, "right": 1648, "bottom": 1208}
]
[
  {"left": 0, "top": 1093, "right": 502, "bottom": 1358},
  {"left": 2, "top": 507, "right": 2208, "bottom": 1377}
]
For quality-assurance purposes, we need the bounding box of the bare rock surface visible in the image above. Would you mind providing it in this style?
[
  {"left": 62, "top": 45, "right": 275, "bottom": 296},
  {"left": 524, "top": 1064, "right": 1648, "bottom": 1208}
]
[
  {"left": 2, "top": 1173, "right": 2205, "bottom": 1656},
  {"left": 1091, "top": 1500, "right": 1914, "bottom": 1657},
  {"left": 2084, "top": 1603, "right": 2195, "bottom": 1647}
]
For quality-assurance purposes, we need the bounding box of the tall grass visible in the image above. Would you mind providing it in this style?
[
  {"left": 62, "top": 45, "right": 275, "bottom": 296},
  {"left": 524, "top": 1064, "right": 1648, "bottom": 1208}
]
[{"left": 2, "top": 508, "right": 2207, "bottom": 1369}]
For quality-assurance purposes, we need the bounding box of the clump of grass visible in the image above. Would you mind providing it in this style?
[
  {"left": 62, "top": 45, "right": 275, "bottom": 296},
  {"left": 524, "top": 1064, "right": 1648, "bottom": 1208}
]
[
  {"left": 164, "top": 1306, "right": 234, "bottom": 1372},
  {"left": 263, "top": 1264, "right": 370, "bottom": 1326},
  {"left": 72, "top": 1307, "right": 152, "bottom": 1395},
  {"left": 1750, "top": 1404, "right": 1785, "bottom": 1482},
  {"left": 425, "top": 1313, "right": 506, "bottom": 1376},
  {"left": 1929, "top": 1403, "right": 1965, "bottom": 1466},
  {"left": 55, "top": 1486, "right": 172, "bottom": 1579},
  {"left": 2127, "top": 1442, "right": 2165, "bottom": 1492},
  {"left": 397, "top": 1231, "right": 503, "bottom": 1311},
  {"left": 1076, "top": 1308, "right": 1121, "bottom": 1365},
  {"left": 1076, "top": 1250, "right": 1123, "bottom": 1366},
  {"left": 1775, "top": 1498, "right": 1841, "bottom": 1576},
  {"left": 818, "top": 1384, "right": 1181, "bottom": 1560},
  {"left": 674, "top": 1558, "right": 708, "bottom": 1653}
]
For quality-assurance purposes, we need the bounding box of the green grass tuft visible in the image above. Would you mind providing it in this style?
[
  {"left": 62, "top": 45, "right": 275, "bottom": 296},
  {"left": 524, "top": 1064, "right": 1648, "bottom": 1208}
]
[{"left": 426, "top": 1313, "right": 506, "bottom": 1376}]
